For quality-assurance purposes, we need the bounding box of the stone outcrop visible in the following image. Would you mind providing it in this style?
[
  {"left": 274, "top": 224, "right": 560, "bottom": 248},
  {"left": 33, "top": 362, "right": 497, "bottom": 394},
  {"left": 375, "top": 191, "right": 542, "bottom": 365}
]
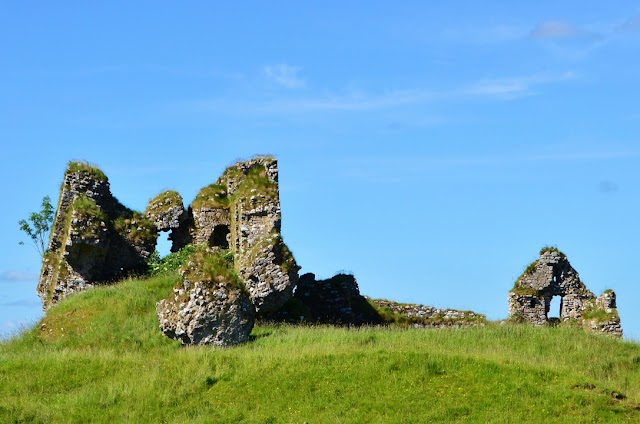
[
  {"left": 156, "top": 249, "right": 254, "bottom": 346},
  {"left": 508, "top": 248, "right": 622, "bottom": 337},
  {"left": 37, "top": 162, "right": 157, "bottom": 309},
  {"left": 293, "top": 273, "right": 383, "bottom": 325},
  {"left": 370, "top": 299, "right": 486, "bottom": 328}
]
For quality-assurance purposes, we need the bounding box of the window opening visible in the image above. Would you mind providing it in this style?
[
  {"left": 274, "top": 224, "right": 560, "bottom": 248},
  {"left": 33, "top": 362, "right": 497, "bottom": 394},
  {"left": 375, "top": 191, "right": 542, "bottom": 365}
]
[{"left": 210, "top": 225, "right": 230, "bottom": 249}]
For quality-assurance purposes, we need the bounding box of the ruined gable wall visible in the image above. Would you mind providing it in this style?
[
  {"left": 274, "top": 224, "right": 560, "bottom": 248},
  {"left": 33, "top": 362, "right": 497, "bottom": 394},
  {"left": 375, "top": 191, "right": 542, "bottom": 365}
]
[{"left": 508, "top": 248, "right": 622, "bottom": 337}]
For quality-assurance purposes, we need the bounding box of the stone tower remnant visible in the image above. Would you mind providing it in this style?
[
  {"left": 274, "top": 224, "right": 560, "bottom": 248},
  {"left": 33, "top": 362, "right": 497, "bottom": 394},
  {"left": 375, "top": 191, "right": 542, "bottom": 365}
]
[
  {"left": 508, "top": 247, "right": 622, "bottom": 337},
  {"left": 37, "top": 162, "right": 157, "bottom": 309},
  {"left": 185, "top": 157, "right": 300, "bottom": 316}
]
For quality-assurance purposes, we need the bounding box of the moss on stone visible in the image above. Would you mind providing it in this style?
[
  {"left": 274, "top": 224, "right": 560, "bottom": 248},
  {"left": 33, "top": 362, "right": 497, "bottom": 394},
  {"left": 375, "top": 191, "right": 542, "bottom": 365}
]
[
  {"left": 72, "top": 196, "right": 107, "bottom": 222},
  {"left": 145, "top": 190, "right": 184, "bottom": 213},
  {"left": 510, "top": 286, "right": 542, "bottom": 297},
  {"left": 191, "top": 184, "right": 229, "bottom": 210},
  {"left": 513, "top": 260, "right": 539, "bottom": 287},
  {"left": 113, "top": 211, "right": 157, "bottom": 246},
  {"left": 233, "top": 165, "right": 278, "bottom": 202},
  {"left": 180, "top": 247, "right": 246, "bottom": 294},
  {"left": 582, "top": 305, "right": 619, "bottom": 323}
]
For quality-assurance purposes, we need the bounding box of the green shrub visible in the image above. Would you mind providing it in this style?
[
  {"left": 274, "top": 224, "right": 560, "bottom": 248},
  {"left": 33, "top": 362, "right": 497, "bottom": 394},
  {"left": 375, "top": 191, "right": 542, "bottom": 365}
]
[{"left": 147, "top": 244, "right": 197, "bottom": 276}]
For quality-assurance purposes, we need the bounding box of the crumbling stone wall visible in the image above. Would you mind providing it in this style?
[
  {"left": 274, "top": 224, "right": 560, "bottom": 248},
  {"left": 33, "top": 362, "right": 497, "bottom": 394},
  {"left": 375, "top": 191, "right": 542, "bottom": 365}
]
[
  {"left": 37, "top": 162, "right": 157, "bottom": 309},
  {"left": 293, "top": 273, "right": 383, "bottom": 325},
  {"left": 508, "top": 248, "right": 622, "bottom": 337}
]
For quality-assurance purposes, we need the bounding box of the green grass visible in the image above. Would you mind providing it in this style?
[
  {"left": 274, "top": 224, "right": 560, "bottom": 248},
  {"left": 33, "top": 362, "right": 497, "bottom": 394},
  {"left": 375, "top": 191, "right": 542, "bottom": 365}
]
[
  {"left": 112, "top": 211, "right": 157, "bottom": 246},
  {"left": 583, "top": 305, "right": 620, "bottom": 323},
  {"left": 2, "top": 275, "right": 640, "bottom": 423},
  {"left": 191, "top": 184, "right": 230, "bottom": 209}
]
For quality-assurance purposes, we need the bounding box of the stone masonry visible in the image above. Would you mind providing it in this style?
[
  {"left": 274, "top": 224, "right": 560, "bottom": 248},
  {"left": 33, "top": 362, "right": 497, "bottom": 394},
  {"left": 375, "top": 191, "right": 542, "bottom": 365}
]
[
  {"left": 187, "top": 157, "right": 300, "bottom": 316},
  {"left": 37, "top": 162, "right": 157, "bottom": 310},
  {"left": 156, "top": 250, "right": 254, "bottom": 346},
  {"left": 508, "top": 248, "right": 622, "bottom": 337}
]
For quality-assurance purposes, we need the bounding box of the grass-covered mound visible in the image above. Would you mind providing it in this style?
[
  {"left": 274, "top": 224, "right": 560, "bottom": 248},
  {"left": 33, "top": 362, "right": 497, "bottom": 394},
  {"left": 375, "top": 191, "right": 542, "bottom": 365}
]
[{"left": 1, "top": 275, "right": 640, "bottom": 423}]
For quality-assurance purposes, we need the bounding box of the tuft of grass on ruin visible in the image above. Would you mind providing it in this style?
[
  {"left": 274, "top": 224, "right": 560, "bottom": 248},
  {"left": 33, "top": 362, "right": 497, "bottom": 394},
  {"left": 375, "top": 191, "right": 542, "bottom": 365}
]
[
  {"left": 66, "top": 161, "right": 108, "bottom": 182},
  {"left": 191, "top": 184, "right": 230, "bottom": 210},
  {"left": 583, "top": 305, "right": 620, "bottom": 323},
  {"left": 539, "top": 245, "right": 566, "bottom": 257},
  {"left": 112, "top": 211, "right": 157, "bottom": 246},
  {"left": 145, "top": 190, "right": 184, "bottom": 213}
]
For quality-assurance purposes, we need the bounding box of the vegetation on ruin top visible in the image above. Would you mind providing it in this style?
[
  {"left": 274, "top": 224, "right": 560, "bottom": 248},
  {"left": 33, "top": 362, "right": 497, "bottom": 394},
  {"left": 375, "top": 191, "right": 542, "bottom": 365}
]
[
  {"left": 179, "top": 246, "right": 246, "bottom": 294},
  {"left": 112, "top": 211, "right": 158, "bottom": 246},
  {"left": 191, "top": 184, "right": 230, "bottom": 209},
  {"left": 540, "top": 245, "right": 566, "bottom": 257},
  {"left": 145, "top": 190, "right": 184, "bottom": 213},
  {"left": 66, "top": 161, "right": 108, "bottom": 182}
]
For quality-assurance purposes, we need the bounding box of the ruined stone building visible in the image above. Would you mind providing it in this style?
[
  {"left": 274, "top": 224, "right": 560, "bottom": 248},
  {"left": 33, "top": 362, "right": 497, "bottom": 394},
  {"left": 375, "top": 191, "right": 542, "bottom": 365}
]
[
  {"left": 38, "top": 158, "right": 620, "bottom": 346},
  {"left": 508, "top": 248, "right": 622, "bottom": 337}
]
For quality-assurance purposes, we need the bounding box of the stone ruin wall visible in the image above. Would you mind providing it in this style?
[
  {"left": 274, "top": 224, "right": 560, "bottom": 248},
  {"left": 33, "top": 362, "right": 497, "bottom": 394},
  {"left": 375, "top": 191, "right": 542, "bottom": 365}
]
[
  {"left": 508, "top": 249, "right": 622, "bottom": 337},
  {"left": 38, "top": 165, "right": 157, "bottom": 310}
]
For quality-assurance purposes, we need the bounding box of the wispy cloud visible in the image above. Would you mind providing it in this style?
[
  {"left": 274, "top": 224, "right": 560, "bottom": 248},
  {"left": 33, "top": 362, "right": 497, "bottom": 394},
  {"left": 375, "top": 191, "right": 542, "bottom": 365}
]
[
  {"left": 466, "top": 72, "right": 578, "bottom": 99},
  {"left": 192, "top": 70, "right": 577, "bottom": 118},
  {"left": 0, "top": 271, "right": 38, "bottom": 282},
  {"left": 530, "top": 20, "right": 581, "bottom": 39},
  {"left": 263, "top": 64, "right": 306, "bottom": 89}
]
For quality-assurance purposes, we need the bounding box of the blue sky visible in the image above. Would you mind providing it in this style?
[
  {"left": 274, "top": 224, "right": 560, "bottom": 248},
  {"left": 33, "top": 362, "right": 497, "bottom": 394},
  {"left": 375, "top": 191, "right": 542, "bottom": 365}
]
[{"left": 2, "top": 2, "right": 639, "bottom": 339}]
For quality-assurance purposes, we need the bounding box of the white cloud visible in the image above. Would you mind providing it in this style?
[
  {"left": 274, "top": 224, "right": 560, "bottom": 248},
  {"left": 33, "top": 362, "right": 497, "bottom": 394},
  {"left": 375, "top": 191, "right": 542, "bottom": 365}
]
[
  {"left": 263, "top": 64, "right": 306, "bottom": 89},
  {"left": 0, "top": 271, "right": 38, "bottom": 282},
  {"left": 188, "top": 71, "right": 578, "bottom": 117},
  {"left": 466, "top": 72, "right": 578, "bottom": 100},
  {"left": 531, "top": 20, "right": 580, "bottom": 39}
]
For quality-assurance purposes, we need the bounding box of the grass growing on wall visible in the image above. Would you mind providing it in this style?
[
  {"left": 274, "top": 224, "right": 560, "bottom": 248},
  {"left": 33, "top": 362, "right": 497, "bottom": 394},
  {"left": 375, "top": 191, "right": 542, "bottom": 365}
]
[{"left": 1, "top": 274, "right": 640, "bottom": 423}]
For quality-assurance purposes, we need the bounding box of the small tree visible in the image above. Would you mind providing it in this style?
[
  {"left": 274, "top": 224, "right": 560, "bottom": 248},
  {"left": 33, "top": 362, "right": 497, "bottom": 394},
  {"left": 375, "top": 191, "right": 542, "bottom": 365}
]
[{"left": 18, "top": 196, "right": 55, "bottom": 257}]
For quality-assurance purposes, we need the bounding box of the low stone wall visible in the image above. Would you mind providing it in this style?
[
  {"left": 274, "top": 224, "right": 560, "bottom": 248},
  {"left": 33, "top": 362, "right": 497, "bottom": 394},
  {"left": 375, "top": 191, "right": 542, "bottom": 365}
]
[{"left": 370, "top": 299, "right": 486, "bottom": 328}]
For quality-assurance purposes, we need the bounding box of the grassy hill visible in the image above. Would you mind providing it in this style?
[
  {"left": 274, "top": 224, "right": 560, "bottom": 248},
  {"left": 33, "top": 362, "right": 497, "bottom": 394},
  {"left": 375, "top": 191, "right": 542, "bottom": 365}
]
[{"left": 1, "top": 274, "right": 639, "bottom": 423}]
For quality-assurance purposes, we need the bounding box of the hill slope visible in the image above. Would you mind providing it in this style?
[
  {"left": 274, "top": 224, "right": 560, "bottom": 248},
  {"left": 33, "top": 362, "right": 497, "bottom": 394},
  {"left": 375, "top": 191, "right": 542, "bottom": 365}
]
[{"left": 1, "top": 274, "right": 639, "bottom": 423}]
